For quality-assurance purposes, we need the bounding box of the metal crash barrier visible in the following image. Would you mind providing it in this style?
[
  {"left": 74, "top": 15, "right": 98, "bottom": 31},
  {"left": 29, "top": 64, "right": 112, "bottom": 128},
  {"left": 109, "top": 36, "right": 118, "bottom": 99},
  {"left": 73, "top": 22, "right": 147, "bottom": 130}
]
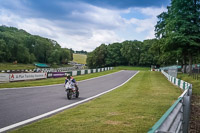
[{"left": 148, "top": 70, "right": 192, "bottom": 133}]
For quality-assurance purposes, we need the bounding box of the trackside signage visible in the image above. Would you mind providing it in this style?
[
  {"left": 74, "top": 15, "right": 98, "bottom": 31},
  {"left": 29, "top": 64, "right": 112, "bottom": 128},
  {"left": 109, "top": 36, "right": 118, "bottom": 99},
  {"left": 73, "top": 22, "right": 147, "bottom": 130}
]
[
  {"left": 9, "top": 73, "right": 47, "bottom": 81},
  {"left": 0, "top": 73, "right": 9, "bottom": 82}
]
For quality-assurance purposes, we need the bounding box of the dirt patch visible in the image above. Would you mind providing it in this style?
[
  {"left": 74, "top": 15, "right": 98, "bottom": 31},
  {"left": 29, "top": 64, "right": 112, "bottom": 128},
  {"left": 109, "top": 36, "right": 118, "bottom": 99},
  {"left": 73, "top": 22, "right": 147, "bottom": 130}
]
[
  {"left": 189, "top": 95, "right": 200, "bottom": 132},
  {"left": 107, "top": 112, "right": 122, "bottom": 116},
  {"left": 105, "top": 120, "right": 122, "bottom": 125}
]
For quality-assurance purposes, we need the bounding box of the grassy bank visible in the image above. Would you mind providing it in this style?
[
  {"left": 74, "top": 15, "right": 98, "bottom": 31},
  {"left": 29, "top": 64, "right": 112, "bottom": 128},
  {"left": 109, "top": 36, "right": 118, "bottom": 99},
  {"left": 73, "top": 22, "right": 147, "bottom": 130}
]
[
  {"left": 10, "top": 71, "right": 181, "bottom": 133},
  {"left": 178, "top": 73, "right": 200, "bottom": 95},
  {"left": 0, "top": 63, "right": 35, "bottom": 70}
]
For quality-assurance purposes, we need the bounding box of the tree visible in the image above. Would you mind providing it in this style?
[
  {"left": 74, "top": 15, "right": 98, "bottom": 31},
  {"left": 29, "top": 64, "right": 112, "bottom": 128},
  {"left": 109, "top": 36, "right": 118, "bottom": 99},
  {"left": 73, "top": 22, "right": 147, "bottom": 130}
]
[
  {"left": 0, "top": 25, "right": 73, "bottom": 64},
  {"left": 0, "top": 39, "right": 7, "bottom": 62},
  {"left": 155, "top": 0, "right": 200, "bottom": 74},
  {"left": 86, "top": 44, "right": 107, "bottom": 68},
  {"left": 120, "top": 40, "right": 142, "bottom": 66},
  {"left": 106, "top": 43, "right": 126, "bottom": 66}
]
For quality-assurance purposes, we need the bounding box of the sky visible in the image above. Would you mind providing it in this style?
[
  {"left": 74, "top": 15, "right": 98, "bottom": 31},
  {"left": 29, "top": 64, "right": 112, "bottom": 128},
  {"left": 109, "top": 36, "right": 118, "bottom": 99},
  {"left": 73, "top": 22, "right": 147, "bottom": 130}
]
[{"left": 0, "top": 0, "right": 170, "bottom": 51}]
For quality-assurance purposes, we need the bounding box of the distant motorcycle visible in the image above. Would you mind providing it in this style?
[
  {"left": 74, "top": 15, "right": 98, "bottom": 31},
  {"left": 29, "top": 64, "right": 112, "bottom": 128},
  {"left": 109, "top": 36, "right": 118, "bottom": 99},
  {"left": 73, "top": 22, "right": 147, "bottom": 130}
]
[{"left": 65, "top": 81, "right": 79, "bottom": 100}]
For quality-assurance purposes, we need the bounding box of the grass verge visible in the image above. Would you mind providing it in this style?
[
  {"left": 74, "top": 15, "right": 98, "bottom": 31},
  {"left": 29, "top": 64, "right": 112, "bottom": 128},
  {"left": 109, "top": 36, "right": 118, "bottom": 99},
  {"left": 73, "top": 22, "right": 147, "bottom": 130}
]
[
  {"left": 115, "top": 66, "right": 150, "bottom": 71},
  {"left": 10, "top": 71, "right": 181, "bottom": 133},
  {"left": 177, "top": 73, "right": 200, "bottom": 95}
]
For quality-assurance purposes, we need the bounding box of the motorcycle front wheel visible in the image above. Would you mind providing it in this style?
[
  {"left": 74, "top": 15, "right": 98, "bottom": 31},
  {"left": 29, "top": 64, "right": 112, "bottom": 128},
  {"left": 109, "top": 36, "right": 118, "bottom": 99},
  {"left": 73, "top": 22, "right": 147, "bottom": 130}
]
[
  {"left": 76, "top": 90, "right": 79, "bottom": 98},
  {"left": 67, "top": 90, "right": 72, "bottom": 100}
]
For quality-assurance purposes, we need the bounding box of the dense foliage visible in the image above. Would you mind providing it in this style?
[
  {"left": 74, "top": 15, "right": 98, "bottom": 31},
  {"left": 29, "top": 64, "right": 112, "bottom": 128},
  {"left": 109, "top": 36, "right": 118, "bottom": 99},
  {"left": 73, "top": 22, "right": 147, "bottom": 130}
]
[
  {"left": 86, "top": 40, "right": 160, "bottom": 68},
  {"left": 0, "top": 26, "right": 73, "bottom": 64},
  {"left": 75, "top": 50, "right": 87, "bottom": 54},
  {"left": 155, "top": 0, "right": 200, "bottom": 73}
]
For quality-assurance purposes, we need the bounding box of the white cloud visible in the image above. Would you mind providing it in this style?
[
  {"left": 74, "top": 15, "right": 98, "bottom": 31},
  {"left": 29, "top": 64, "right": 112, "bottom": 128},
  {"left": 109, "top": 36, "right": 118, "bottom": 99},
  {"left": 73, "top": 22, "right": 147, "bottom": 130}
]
[
  {"left": 138, "top": 7, "right": 167, "bottom": 17},
  {"left": 0, "top": 1, "right": 167, "bottom": 51},
  {"left": 125, "top": 6, "right": 167, "bottom": 39},
  {"left": 0, "top": 6, "right": 124, "bottom": 51}
]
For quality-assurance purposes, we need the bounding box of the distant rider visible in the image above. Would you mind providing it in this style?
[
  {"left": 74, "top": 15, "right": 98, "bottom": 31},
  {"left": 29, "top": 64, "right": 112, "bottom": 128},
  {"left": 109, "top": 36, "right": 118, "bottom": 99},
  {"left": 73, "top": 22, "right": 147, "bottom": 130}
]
[{"left": 65, "top": 74, "right": 79, "bottom": 90}]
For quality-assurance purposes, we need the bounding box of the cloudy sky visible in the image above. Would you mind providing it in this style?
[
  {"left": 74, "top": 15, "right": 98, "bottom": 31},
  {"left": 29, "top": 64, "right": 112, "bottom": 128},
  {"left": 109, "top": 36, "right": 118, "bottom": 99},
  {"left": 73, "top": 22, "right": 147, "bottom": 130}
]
[{"left": 0, "top": 0, "right": 170, "bottom": 51}]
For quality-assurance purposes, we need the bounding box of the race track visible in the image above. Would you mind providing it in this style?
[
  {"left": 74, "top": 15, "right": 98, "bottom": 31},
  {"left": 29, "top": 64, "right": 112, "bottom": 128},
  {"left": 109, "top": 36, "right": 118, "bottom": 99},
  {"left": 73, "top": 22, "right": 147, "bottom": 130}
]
[{"left": 0, "top": 70, "right": 138, "bottom": 132}]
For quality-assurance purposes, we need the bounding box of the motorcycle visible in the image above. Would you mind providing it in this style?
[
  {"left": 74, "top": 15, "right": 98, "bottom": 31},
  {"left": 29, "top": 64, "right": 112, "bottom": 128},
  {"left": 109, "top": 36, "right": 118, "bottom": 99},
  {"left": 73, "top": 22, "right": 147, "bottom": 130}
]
[{"left": 65, "top": 81, "right": 79, "bottom": 100}]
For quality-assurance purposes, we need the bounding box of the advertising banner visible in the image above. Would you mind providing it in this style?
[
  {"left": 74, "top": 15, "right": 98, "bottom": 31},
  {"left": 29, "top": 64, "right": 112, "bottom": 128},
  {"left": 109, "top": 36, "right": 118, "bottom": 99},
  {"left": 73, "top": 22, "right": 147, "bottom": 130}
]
[
  {"left": 0, "top": 73, "right": 9, "bottom": 82},
  {"left": 47, "top": 72, "right": 53, "bottom": 78},
  {"left": 52, "top": 72, "right": 66, "bottom": 78},
  {"left": 9, "top": 73, "right": 47, "bottom": 82}
]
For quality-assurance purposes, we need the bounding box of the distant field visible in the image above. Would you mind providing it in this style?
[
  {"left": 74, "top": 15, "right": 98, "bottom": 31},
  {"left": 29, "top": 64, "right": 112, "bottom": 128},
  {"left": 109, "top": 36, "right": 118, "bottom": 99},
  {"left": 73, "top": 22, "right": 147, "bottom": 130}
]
[
  {"left": 10, "top": 71, "right": 181, "bottom": 133},
  {"left": 73, "top": 53, "right": 87, "bottom": 64}
]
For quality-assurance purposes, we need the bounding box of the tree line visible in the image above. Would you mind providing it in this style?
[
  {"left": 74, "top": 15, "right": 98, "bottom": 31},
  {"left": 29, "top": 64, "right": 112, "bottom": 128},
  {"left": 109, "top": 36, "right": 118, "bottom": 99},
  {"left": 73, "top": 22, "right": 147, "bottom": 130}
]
[
  {"left": 75, "top": 50, "right": 87, "bottom": 54},
  {"left": 87, "top": 0, "right": 200, "bottom": 71},
  {"left": 86, "top": 39, "right": 160, "bottom": 68},
  {"left": 0, "top": 26, "right": 73, "bottom": 65}
]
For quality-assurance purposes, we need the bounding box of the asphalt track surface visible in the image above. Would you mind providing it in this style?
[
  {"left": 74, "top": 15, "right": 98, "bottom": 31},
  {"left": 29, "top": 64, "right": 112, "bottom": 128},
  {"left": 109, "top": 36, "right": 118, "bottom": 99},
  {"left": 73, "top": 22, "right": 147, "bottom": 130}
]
[{"left": 0, "top": 70, "right": 138, "bottom": 132}]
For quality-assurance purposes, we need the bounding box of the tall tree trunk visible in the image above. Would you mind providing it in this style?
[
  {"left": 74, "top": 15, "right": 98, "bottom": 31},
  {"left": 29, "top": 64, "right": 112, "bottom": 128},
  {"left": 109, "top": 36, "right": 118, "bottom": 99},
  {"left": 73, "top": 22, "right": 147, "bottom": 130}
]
[
  {"left": 182, "top": 54, "right": 187, "bottom": 73},
  {"left": 188, "top": 52, "right": 193, "bottom": 75}
]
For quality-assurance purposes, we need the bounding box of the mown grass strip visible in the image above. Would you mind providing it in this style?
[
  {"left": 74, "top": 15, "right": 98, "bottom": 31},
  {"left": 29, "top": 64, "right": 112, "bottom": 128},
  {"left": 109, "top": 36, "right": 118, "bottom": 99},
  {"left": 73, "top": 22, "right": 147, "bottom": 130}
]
[
  {"left": 115, "top": 66, "right": 150, "bottom": 71},
  {"left": 10, "top": 71, "right": 181, "bottom": 133},
  {"left": 0, "top": 70, "right": 119, "bottom": 88}
]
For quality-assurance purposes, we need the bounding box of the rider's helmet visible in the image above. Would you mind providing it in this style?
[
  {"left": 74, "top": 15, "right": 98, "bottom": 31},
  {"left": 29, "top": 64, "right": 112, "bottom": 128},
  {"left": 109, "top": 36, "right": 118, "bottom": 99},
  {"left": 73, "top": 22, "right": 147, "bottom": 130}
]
[{"left": 66, "top": 74, "right": 71, "bottom": 80}]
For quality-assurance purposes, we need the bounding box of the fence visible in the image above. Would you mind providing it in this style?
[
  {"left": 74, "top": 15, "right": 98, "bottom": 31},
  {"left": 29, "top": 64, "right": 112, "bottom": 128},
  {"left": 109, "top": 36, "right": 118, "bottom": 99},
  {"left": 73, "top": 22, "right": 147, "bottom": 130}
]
[
  {"left": 0, "top": 67, "right": 113, "bottom": 82},
  {"left": 192, "top": 64, "right": 200, "bottom": 80},
  {"left": 148, "top": 70, "right": 192, "bottom": 133},
  {"left": 0, "top": 66, "right": 81, "bottom": 73}
]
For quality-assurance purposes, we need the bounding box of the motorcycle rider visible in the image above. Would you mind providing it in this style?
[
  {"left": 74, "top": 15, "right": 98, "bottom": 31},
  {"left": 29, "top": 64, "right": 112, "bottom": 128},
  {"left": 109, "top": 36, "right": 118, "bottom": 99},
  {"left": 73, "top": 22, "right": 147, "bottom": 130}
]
[{"left": 65, "top": 74, "right": 79, "bottom": 91}]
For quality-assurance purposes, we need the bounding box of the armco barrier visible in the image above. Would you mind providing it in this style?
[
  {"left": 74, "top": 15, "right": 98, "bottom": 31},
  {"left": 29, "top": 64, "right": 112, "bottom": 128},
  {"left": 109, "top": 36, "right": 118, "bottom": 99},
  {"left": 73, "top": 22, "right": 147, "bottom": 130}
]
[
  {"left": 0, "top": 67, "right": 113, "bottom": 82},
  {"left": 148, "top": 70, "right": 192, "bottom": 133}
]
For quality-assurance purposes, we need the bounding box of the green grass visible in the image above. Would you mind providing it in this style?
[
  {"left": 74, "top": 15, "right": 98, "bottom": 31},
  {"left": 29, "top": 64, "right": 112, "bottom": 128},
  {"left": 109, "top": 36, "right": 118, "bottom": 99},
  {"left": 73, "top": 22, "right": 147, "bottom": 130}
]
[
  {"left": 115, "top": 66, "right": 150, "bottom": 71},
  {"left": 0, "top": 69, "right": 119, "bottom": 88},
  {"left": 177, "top": 73, "right": 200, "bottom": 96},
  {"left": 73, "top": 54, "right": 87, "bottom": 64},
  {"left": 0, "top": 63, "right": 35, "bottom": 70},
  {"left": 10, "top": 71, "right": 181, "bottom": 133}
]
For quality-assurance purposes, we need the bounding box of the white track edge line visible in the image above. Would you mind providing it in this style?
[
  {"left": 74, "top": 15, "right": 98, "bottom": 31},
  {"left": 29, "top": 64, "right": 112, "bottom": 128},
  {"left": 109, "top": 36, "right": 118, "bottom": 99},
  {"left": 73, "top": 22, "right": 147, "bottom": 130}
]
[
  {"left": 0, "top": 71, "right": 139, "bottom": 133},
  {"left": 0, "top": 70, "right": 124, "bottom": 90}
]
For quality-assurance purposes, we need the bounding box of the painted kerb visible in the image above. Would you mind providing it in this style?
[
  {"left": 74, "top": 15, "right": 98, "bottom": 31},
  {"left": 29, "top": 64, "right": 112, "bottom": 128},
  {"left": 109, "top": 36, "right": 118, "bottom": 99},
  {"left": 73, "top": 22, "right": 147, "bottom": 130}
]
[{"left": 148, "top": 70, "right": 192, "bottom": 133}]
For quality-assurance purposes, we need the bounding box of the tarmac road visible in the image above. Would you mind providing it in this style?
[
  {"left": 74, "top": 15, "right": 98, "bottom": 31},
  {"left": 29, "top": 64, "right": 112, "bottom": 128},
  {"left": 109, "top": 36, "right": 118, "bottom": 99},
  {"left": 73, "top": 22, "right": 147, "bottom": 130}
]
[{"left": 0, "top": 70, "right": 138, "bottom": 132}]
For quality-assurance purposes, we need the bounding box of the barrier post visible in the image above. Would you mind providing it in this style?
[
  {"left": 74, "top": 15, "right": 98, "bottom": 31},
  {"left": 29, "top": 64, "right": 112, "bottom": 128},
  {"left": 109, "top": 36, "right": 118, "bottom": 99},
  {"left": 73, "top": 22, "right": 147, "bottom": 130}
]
[{"left": 182, "top": 93, "right": 190, "bottom": 133}]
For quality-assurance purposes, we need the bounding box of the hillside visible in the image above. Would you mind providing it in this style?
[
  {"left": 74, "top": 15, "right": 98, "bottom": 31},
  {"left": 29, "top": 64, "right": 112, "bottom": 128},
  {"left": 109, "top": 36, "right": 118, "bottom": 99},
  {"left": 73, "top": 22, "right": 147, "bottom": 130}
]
[
  {"left": 73, "top": 53, "right": 87, "bottom": 64},
  {"left": 0, "top": 25, "right": 73, "bottom": 65}
]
